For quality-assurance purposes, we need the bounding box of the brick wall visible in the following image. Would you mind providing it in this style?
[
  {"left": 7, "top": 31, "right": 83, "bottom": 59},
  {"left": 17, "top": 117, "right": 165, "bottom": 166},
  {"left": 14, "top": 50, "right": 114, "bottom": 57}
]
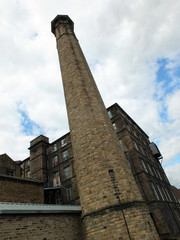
[
  {"left": 0, "top": 174, "right": 44, "bottom": 203},
  {"left": 0, "top": 213, "right": 82, "bottom": 240}
]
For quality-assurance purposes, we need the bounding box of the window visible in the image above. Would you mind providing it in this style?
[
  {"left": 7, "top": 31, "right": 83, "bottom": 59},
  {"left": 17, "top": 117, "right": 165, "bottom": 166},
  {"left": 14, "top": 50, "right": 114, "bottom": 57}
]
[
  {"left": 26, "top": 171, "right": 30, "bottom": 178},
  {"left": 154, "top": 168, "right": 162, "bottom": 180},
  {"left": 161, "top": 187, "right": 169, "bottom": 201},
  {"left": 108, "top": 111, "right": 112, "bottom": 118},
  {"left": 52, "top": 143, "right": 57, "bottom": 152},
  {"left": 53, "top": 172, "right": 60, "bottom": 187},
  {"left": 157, "top": 185, "right": 165, "bottom": 201},
  {"left": 112, "top": 122, "right": 117, "bottom": 132},
  {"left": 52, "top": 155, "right": 58, "bottom": 167},
  {"left": 147, "top": 164, "right": 154, "bottom": 176},
  {"left": 27, "top": 160, "right": 30, "bottom": 167},
  {"left": 133, "top": 129, "right": 137, "bottom": 137},
  {"left": 64, "top": 166, "right": 71, "bottom": 179},
  {"left": 164, "top": 188, "right": 172, "bottom": 202},
  {"left": 141, "top": 160, "right": 148, "bottom": 173},
  {"left": 157, "top": 170, "right": 162, "bottom": 180},
  {"left": 174, "top": 209, "right": 180, "bottom": 221},
  {"left": 163, "top": 173, "right": 169, "bottom": 183},
  {"left": 62, "top": 150, "right": 68, "bottom": 161},
  {"left": 66, "top": 185, "right": 74, "bottom": 201},
  {"left": 150, "top": 182, "right": 160, "bottom": 200},
  {"left": 153, "top": 167, "right": 158, "bottom": 178},
  {"left": 127, "top": 124, "right": 131, "bottom": 132},
  {"left": 61, "top": 138, "right": 66, "bottom": 147},
  {"left": 133, "top": 140, "right": 139, "bottom": 151},
  {"left": 140, "top": 146, "right": 145, "bottom": 155},
  {"left": 20, "top": 163, "right": 24, "bottom": 169},
  {"left": 119, "top": 140, "right": 125, "bottom": 152},
  {"left": 171, "top": 190, "right": 178, "bottom": 202}
]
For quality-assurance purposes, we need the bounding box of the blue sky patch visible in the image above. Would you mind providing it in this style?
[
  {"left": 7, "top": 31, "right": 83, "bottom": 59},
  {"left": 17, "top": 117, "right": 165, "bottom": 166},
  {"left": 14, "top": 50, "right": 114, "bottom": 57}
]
[
  {"left": 18, "top": 108, "right": 44, "bottom": 136},
  {"left": 163, "top": 153, "right": 180, "bottom": 168},
  {"left": 155, "top": 58, "right": 180, "bottom": 97},
  {"left": 155, "top": 58, "right": 173, "bottom": 98},
  {"left": 154, "top": 58, "right": 180, "bottom": 123}
]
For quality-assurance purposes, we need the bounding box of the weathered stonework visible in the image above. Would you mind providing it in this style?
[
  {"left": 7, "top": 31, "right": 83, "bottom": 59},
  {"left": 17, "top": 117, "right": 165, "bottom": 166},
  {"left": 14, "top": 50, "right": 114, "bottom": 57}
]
[
  {"left": 0, "top": 154, "right": 22, "bottom": 177},
  {"left": 51, "top": 15, "right": 160, "bottom": 239},
  {"left": 0, "top": 174, "right": 44, "bottom": 203},
  {"left": 29, "top": 135, "right": 49, "bottom": 184},
  {"left": 0, "top": 213, "right": 82, "bottom": 240}
]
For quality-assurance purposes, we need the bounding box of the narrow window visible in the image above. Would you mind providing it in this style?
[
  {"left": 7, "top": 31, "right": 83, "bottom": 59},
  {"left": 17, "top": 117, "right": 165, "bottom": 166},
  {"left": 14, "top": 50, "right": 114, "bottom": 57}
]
[
  {"left": 127, "top": 124, "right": 131, "bottom": 132},
  {"left": 155, "top": 168, "right": 162, "bottom": 180},
  {"left": 52, "top": 143, "right": 57, "bottom": 152},
  {"left": 164, "top": 188, "right": 172, "bottom": 202},
  {"left": 26, "top": 171, "right": 30, "bottom": 178},
  {"left": 66, "top": 185, "right": 74, "bottom": 201},
  {"left": 141, "top": 160, "right": 148, "bottom": 173},
  {"left": 62, "top": 150, "right": 68, "bottom": 161},
  {"left": 150, "top": 182, "right": 160, "bottom": 200},
  {"left": 157, "top": 170, "right": 162, "bottom": 180},
  {"left": 53, "top": 172, "right": 60, "bottom": 187},
  {"left": 20, "top": 163, "right": 24, "bottom": 169},
  {"left": 61, "top": 138, "right": 66, "bottom": 147},
  {"left": 161, "top": 187, "right": 170, "bottom": 201},
  {"left": 147, "top": 164, "right": 154, "bottom": 176},
  {"left": 174, "top": 209, "right": 180, "bottom": 221},
  {"left": 108, "top": 111, "right": 112, "bottom": 118},
  {"left": 133, "top": 140, "right": 139, "bottom": 151},
  {"left": 112, "top": 122, "right": 117, "bottom": 132},
  {"left": 157, "top": 185, "right": 165, "bottom": 201},
  {"left": 140, "top": 146, "right": 145, "bottom": 155},
  {"left": 153, "top": 167, "right": 158, "bottom": 178},
  {"left": 119, "top": 140, "right": 125, "bottom": 152},
  {"left": 27, "top": 160, "right": 30, "bottom": 167},
  {"left": 171, "top": 190, "right": 178, "bottom": 202},
  {"left": 52, "top": 155, "right": 58, "bottom": 167},
  {"left": 64, "top": 166, "right": 71, "bottom": 179}
]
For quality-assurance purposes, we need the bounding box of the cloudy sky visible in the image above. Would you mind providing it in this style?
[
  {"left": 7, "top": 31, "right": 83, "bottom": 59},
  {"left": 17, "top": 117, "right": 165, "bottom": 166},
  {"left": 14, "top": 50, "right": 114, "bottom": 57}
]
[{"left": 0, "top": 0, "right": 179, "bottom": 188}]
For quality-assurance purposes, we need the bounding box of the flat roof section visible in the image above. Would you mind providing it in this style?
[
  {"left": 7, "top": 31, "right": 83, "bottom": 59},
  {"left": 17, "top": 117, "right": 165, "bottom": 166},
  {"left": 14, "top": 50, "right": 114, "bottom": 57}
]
[{"left": 0, "top": 202, "right": 81, "bottom": 215}]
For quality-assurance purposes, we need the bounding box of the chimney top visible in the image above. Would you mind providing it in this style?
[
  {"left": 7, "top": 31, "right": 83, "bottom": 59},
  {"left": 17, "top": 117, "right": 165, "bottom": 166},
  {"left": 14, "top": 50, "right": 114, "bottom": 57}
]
[{"left": 51, "top": 15, "right": 74, "bottom": 35}]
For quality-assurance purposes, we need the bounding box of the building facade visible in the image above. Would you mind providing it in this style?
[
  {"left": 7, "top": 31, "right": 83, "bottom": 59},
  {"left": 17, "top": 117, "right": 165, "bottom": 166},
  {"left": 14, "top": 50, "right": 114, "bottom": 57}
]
[
  {"left": 0, "top": 154, "right": 22, "bottom": 177},
  {"left": 1, "top": 15, "right": 180, "bottom": 240},
  {"left": 19, "top": 103, "right": 180, "bottom": 239}
]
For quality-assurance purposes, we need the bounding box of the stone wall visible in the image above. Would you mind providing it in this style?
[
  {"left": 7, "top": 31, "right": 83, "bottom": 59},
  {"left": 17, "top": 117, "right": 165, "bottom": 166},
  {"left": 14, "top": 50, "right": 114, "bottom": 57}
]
[
  {"left": 0, "top": 174, "right": 44, "bottom": 203},
  {"left": 0, "top": 213, "right": 82, "bottom": 240},
  {"left": 0, "top": 153, "right": 22, "bottom": 177},
  {"left": 51, "top": 15, "right": 160, "bottom": 239}
]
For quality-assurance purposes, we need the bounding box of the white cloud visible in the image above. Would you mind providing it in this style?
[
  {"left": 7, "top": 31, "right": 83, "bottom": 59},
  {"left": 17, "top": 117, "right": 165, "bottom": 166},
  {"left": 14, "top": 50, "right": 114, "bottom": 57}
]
[
  {"left": 166, "top": 89, "right": 180, "bottom": 120},
  {"left": 0, "top": 0, "right": 180, "bottom": 186},
  {"left": 164, "top": 163, "right": 180, "bottom": 188}
]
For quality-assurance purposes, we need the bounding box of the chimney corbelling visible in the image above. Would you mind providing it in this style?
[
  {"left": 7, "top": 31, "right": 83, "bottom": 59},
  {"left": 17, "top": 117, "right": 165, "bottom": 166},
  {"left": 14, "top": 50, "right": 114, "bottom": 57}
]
[{"left": 51, "top": 15, "right": 74, "bottom": 35}]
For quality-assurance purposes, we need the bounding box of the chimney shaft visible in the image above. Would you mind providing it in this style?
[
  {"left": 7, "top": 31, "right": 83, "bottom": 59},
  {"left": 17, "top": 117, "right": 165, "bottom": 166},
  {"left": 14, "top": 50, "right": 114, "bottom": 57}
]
[{"left": 52, "top": 15, "right": 159, "bottom": 240}]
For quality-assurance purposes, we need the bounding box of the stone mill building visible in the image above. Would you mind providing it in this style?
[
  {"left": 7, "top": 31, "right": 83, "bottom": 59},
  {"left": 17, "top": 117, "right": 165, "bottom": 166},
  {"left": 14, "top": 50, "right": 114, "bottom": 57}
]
[{"left": 0, "top": 15, "right": 180, "bottom": 240}]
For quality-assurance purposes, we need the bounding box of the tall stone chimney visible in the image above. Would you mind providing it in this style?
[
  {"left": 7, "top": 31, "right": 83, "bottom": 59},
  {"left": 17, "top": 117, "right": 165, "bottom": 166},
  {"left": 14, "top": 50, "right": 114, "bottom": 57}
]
[{"left": 51, "top": 15, "right": 159, "bottom": 240}]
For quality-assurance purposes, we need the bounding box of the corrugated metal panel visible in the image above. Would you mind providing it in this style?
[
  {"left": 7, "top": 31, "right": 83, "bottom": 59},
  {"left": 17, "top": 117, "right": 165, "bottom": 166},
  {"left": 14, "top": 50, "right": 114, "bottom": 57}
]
[{"left": 0, "top": 202, "right": 81, "bottom": 214}]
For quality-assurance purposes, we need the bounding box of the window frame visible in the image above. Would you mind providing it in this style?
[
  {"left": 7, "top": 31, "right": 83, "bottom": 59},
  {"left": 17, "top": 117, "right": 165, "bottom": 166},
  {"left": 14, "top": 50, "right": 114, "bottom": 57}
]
[
  {"left": 64, "top": 166, "right": 71, "bottom": 179},
  {"left": 61, "top": 138, "right": 67, "bottom": 147},
  {"left": 66, "top": 185, "right": 74, "bottom": 201},
  {"left": 62, "top": 150, "right": 68, "bottom": 161}
]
